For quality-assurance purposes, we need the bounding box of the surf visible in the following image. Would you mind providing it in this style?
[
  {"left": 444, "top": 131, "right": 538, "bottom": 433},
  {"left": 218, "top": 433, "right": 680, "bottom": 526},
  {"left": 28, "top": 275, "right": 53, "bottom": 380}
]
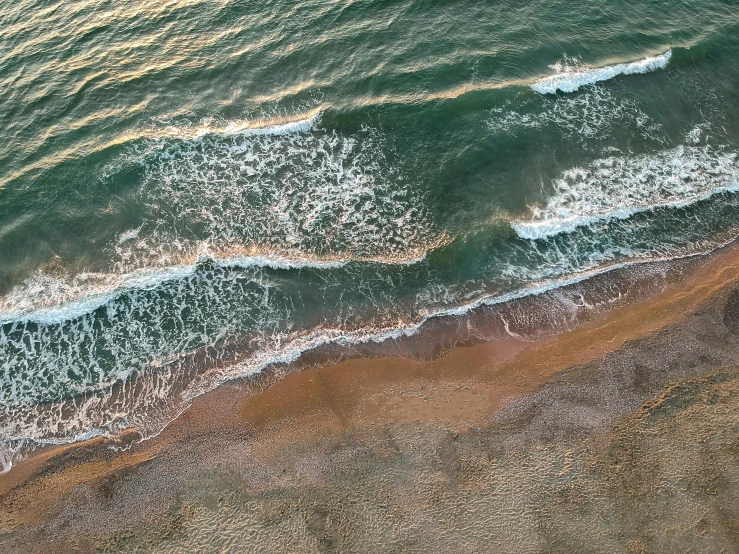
[
  {"left": 0, "top": 249, "right": 433, "bottom": 325},
  {"left": 513, "top": 145, "right": 739, "bottom": 240},
  {"left": 4, "top": 230, "right": 737, "bottom": 475},
  {"left": 531, "top": 50, "right": 672, "bottom": 94}
]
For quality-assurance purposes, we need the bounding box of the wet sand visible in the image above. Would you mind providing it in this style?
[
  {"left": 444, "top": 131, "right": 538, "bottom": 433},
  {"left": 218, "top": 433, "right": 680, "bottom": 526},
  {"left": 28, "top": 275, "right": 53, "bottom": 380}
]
[{"left": 3, "top": 243, "right": 739, "bottom": 552}]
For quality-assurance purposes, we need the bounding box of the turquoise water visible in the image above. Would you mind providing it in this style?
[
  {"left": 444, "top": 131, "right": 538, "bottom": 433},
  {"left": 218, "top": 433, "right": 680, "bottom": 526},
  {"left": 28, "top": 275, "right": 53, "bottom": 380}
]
[{"left": 1, "top": 0, "right": 738, "bottom": 468}]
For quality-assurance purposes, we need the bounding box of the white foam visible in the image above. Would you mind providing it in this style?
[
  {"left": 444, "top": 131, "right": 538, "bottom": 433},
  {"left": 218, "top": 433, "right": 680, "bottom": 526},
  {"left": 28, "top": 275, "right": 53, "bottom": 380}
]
[
  {"left": 0, "top": 112, "right": 443, "bottom": 468},
  {"left": 513, "top": 145, "right": 739, "bottom": 240},
  {"left": 129, "top": 111, "right": 436, "bottom": 266},
  {"left": 531, "top": 50, "right": 672, "bottom": 94},
  {"left": 117, "top": 226, "right": 142, "bottom": 244},
  {"left": 0, "top": 266, "right": 194, "bottom": 325},
  {"left": 489, "top": 85, "right": 663, "bottom": 143},
  {"left": 1, "top": 111, "right": 440, "bottom": 323},
  {"left": 0, "top": 249, "right": 433, "bottom": 325},
  {"left": 5, "top": 218, "right": 739, "bottom": 474}
]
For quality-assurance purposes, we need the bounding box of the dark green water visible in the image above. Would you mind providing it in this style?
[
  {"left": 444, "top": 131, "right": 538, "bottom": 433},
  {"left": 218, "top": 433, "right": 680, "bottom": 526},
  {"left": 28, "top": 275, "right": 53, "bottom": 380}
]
[{"left": 1, "top": 0, "right": 738, "bottom": 469}]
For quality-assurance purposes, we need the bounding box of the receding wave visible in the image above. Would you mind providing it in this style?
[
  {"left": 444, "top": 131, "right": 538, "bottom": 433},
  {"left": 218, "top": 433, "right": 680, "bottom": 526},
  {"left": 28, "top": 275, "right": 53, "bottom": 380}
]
[
  {"left": 531, "top": 50, "right": 672, "bottom": 94},
  {"left": 513, "top": 145, "right": 739, "bottom": 240}
]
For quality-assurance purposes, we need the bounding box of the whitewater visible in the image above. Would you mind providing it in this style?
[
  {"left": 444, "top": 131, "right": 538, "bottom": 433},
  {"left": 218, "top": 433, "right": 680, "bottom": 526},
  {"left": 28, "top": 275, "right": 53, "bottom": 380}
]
[{"left": 531, "top": 50, "right": 672, "bottom": 94}]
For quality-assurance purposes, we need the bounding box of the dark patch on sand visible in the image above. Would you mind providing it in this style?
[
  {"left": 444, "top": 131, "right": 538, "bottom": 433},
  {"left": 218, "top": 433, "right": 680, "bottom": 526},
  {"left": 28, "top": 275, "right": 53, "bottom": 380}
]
[{"left": 723, "top": 287, "right": 739, "bottom": 335}]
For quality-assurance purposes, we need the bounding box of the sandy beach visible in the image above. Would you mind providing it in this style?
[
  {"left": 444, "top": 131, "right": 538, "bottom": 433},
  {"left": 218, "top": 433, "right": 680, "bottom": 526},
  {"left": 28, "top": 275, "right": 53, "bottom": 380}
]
[{"left": 1, "top": 240, "right": 739, "bottom": 552}]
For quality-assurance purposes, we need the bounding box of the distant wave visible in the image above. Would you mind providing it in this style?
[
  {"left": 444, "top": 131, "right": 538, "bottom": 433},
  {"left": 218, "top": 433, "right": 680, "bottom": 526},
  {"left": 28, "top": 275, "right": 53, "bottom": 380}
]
[
  {"left": 531, "top": 50, "right": 672, "bottom": 94},
  {"left": 513, "top": 145, "right": 739, "bottom": 240}
]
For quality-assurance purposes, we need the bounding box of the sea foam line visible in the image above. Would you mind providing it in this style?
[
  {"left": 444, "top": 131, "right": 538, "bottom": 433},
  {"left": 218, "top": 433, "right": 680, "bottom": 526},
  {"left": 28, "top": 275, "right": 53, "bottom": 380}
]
[
  {"left": 531, "top": 50, "right": 672, "bottom": 94},
  {"left": 513, "top": 181, "right": 739, "bottom": 240},
  {"left": 512, "top": 146, "right": 739, "bottom": 240},
  {"left": 0, "top": 251, "right": 429, "bottom": 325}
]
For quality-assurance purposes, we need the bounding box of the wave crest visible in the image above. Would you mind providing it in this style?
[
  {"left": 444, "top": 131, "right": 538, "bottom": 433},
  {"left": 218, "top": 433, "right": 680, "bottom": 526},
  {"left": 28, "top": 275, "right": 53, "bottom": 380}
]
[
  {"left": 531, "top": 50, "right": 672, "bottom": 94},
  {"left": 513, "top": 145, "right": 739, "bottom": 240}
]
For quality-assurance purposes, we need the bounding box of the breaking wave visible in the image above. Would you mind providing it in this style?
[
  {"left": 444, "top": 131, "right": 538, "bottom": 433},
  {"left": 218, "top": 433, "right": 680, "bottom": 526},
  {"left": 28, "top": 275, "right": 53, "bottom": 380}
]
[
  {"left": 513, "top": 145, "right": 739, "bottom": 240},
  {"left": 531, "top": 50, "right": 672, "bottom": 94},
  {"left": 0, "top": 251, "right": 434, "bottom": 325}
]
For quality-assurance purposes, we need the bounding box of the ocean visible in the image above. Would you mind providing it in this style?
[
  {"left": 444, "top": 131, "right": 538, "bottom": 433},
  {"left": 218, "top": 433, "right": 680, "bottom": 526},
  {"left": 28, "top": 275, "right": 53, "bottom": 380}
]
[{"left": 1, "top": 0, "right": 738, "bottom": 470}]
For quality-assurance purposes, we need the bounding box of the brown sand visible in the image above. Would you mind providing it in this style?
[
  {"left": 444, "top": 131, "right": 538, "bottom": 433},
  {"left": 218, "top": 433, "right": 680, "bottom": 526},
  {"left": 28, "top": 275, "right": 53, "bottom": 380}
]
[
  {"left": 233, "top": 240, "right": 739, "bottom": 454},
  {"left": 3, "top": 243, "right": 739, "bottom": 552}
]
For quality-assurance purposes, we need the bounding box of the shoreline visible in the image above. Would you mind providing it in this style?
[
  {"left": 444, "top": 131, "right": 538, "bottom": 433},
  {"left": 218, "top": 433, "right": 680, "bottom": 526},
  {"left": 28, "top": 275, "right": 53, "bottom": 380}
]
[
  {"left": 1, "top": 235, "right": 724, "bottom": 473},
  {"left": 3, "top": 237, "right": 739, "bottom": 550},
  {"left": 0, "top": 239, "right": 695, "bottom": 477},
  {"left": 4, "top": 235, "right": 739, "bottom": 479}
]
